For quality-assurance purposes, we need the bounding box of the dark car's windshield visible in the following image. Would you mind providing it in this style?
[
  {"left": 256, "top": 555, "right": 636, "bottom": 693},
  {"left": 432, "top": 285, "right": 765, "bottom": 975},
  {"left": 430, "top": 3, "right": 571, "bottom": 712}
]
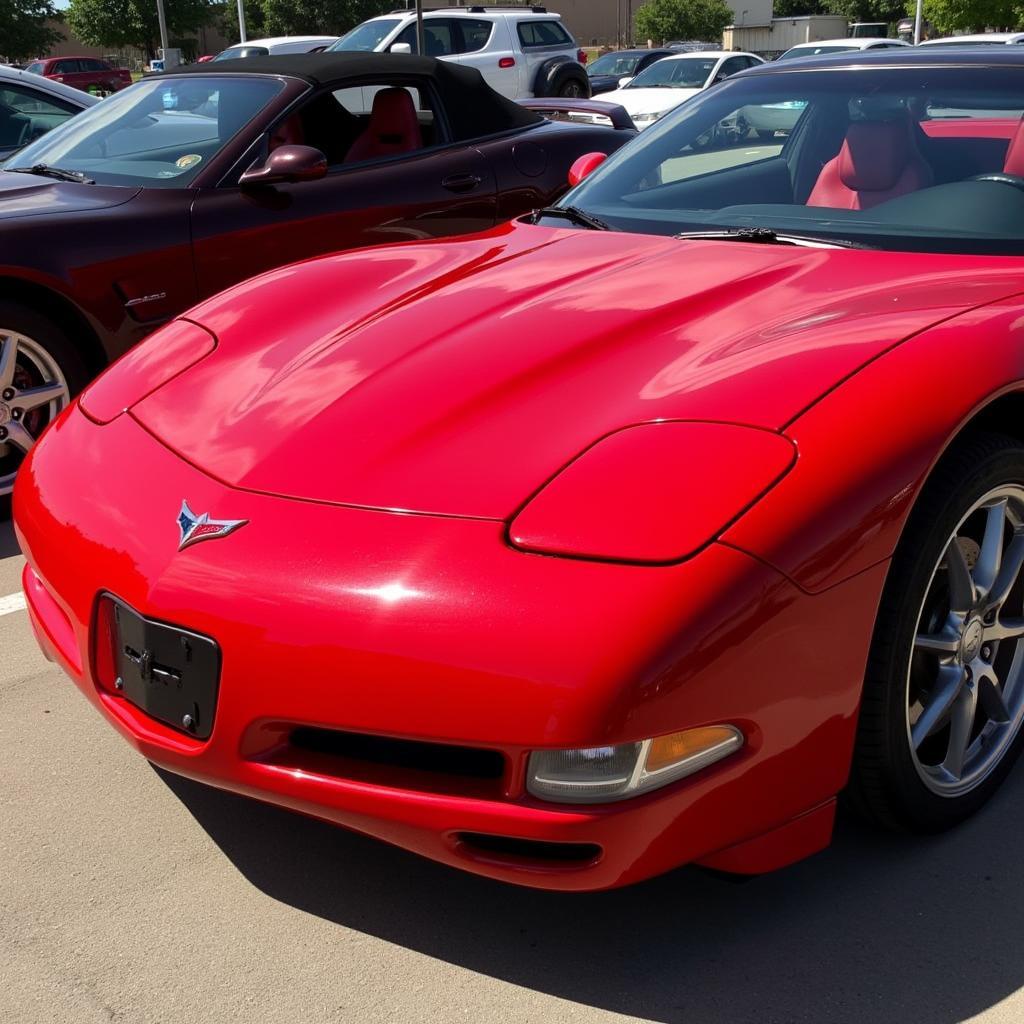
[
  {"left": 1, "top": 75, "right": 284, "bottom": 187},
  {"left": 629, "top": 58, "right": 716, "bottom": 89},
  {"left": 589, "top": 52, "right": 642, "bottom": 76},
  {"left": 329, "top": 19, "right": 402, "bottom": 51},
  {"left": 555, "top": 65, "right": 1024, "bottom": 255}
]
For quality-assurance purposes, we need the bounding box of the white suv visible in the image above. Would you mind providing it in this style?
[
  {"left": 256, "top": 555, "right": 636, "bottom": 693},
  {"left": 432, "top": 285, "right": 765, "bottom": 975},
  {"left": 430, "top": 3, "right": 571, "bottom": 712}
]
[{"left": 328, "top": 6, "right": 590, "bottom": 100}]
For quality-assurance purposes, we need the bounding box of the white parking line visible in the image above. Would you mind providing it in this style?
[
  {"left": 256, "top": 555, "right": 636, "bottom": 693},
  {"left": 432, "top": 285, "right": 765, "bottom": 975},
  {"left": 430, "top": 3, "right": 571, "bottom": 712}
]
[{"left": 0, "top": 592, "right": 26, "bottom": 617}]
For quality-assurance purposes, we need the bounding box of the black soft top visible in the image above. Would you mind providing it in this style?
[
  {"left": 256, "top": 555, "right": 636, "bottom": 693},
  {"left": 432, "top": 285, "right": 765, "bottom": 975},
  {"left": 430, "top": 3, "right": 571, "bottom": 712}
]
[{"left": 162, "top": 52, "right": 543, "bottom": 140}]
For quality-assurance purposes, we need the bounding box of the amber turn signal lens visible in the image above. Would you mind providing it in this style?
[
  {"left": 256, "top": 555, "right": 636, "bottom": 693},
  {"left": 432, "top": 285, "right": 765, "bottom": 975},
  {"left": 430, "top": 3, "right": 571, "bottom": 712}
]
[{"left": 645, "top": 726, "right": 742, "bottom": 774}]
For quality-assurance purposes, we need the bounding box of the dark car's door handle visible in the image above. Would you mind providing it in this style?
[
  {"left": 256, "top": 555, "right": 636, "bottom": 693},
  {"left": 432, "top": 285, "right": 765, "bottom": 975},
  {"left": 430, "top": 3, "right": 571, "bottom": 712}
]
[{"left": 442, "top": 174, "right": 482, "bottom": 193}]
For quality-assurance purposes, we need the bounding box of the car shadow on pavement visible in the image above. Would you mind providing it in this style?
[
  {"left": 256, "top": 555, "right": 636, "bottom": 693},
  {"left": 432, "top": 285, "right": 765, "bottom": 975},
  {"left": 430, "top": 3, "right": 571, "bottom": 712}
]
[{"left": 157, "top": 763, "right": 1024, "bottom": 1024}]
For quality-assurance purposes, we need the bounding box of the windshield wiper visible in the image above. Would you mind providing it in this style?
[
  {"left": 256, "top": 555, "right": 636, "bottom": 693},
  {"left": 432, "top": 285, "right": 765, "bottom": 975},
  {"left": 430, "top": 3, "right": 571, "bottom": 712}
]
[
  {"left": 6, "top": 163, "right": 95, "bottom": 184},
  {"left": 532, "top": 205, "right": 610, "bottom": 231},
  {"left": 674, "top": 227, "right": 868, "bottom": 249}
]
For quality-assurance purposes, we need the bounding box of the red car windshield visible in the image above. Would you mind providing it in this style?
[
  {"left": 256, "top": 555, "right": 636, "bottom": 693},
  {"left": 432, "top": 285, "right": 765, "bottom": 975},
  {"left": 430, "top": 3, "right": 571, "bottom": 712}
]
[
  {"left": 559, "top": 65, "right": 1024, "bottom": 254},
  {"left": 2, "top": 75, "right": 284, "bottom": 187}
]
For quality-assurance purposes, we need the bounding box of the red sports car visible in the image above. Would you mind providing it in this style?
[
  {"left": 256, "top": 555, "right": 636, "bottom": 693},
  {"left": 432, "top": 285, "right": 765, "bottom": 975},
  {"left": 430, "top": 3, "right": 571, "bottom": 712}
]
[{"left": 16, "top": 49, "right": 1024, "bottom": 890}]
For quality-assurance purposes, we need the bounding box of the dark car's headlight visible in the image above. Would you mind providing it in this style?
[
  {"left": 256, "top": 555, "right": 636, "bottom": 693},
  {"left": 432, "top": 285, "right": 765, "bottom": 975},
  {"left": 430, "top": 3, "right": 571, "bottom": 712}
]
[{"left": 509, "top": 421, "right": 796, "bottom": 564}]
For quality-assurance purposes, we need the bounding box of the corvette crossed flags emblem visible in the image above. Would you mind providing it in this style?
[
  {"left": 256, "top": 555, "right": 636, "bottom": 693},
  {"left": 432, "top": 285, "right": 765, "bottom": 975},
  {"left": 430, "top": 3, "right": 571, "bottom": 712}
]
[{"left": 177, "top": 500, "right": 248, "bottom": 551}]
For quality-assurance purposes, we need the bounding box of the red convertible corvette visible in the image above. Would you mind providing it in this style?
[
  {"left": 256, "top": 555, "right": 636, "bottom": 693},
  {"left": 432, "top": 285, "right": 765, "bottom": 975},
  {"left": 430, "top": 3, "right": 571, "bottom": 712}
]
[{"left": 17, "top": 50, "right": 1024, "bottom": 890}]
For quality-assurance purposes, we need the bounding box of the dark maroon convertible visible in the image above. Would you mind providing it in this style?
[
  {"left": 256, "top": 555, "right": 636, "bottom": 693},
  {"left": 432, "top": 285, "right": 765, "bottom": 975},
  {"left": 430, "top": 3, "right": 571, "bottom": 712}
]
[{"left": 0, "top": 53, "right": 632, "bottom": 499}]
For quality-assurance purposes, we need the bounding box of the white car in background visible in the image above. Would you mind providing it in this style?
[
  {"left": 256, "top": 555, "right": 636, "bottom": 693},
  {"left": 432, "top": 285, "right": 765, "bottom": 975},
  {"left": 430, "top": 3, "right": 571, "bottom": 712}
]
[
  {"left": 918, "top": 32, "right": 1024, "bottom": 46},
  {"left": 602, "top": 51, "right": 764, "bottom": 129},
  {"left": 212, "top": 36, "right": 338, "bottom": 60},
  {"left": 777, "top": 37, "right": 911, "bottom": 60},
  {"left": 0, "top": 63, "right": 98, "bottom": 158},
  {"left": 328, "top": 8, "right": 589, "bottom": 100}
]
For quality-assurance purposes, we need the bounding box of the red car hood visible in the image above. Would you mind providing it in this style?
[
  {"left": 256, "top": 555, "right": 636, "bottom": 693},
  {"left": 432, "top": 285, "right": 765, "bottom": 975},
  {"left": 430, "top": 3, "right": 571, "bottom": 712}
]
[{"left": 133, "top": 221, "right": 1024, "bottom": 519}]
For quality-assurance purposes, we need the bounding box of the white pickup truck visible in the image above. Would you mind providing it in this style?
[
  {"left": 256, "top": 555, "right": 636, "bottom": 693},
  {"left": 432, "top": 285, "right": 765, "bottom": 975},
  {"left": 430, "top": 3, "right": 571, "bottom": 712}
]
[{"left": 328, "top": 6, "right": 591, "bottom": 100}]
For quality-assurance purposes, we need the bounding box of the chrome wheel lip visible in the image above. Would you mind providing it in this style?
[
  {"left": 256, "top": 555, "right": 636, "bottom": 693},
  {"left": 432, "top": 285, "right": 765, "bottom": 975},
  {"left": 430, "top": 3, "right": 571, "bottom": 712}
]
[
  {"left": 906, "top": 484, "right": 1024, "bottom": 798},
  {"left": 0, "top": 329, "right": 71, "bottom": 497}
]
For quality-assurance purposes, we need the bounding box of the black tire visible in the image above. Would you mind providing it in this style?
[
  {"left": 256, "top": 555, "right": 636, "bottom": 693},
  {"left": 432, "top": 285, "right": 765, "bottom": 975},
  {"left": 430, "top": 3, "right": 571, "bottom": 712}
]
[
  {"left": 0, "top": 301, "right": 90, "bottom": 516},
  {"left": 557, "top": 77, "right": 586, "bottom": 98},
  {"left": 849, "top": 431, "right": 1024, "bottom": 832}
]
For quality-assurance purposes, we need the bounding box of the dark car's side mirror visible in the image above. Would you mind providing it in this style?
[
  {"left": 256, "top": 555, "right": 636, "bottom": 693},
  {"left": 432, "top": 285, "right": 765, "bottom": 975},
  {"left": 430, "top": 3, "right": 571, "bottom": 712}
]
[
  {"left": 568, "top": 151, "right": 607, "bottom": 187},
  {"left": 239, "top": 144, "right": 327, "bottom": 187}
]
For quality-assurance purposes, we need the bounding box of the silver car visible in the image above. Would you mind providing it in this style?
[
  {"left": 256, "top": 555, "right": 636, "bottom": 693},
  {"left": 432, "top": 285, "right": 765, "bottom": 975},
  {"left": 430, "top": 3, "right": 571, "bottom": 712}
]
[{"left": 0, "top": 64, "right": 98, "bottom": 158}]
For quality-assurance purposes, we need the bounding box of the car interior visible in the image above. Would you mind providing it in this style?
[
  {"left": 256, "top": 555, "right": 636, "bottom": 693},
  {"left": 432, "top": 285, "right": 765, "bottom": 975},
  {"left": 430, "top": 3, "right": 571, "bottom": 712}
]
[
  {"left": 266, "top": 81, "right": 441, "bottom": 167},
  {"left": 0, "top": 87, "right": 77, "bottom": 155},
  {"left": 581, "top": 80, "right": 1024, "bottom": 248}
]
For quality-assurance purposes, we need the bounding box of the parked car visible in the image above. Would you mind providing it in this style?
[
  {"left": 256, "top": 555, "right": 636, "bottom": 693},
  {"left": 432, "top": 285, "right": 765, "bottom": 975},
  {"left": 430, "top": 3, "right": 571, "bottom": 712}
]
[
  {"left": 328, "top": 7, "right": 590, "bottom": 99},
  {"left": 586, "top": 47, "right": 675, "bottom": 94},
  {"left": 22, "top": 48, "right": 1024, "bottom": 891},
  {"left": 664, "top": 40, "right": 719, "bottom": 51},
  {"left": 777, "top": 37, "right": 911, "bottom": 60},
  {"left": 919, "top": 32, "right": 1024, "bottom": 46},
  {"left": 22, "top": 56, "right": 132, "bottom": 95},
  {"left": 0, "top": 64, "right": 97, "bottom": 158},
  {"left": 0, "top": 53, "right": 632, "bottom": 501},
  {"left": 212, "top": 36, "right": 338, "bottom": 60},
  {"left": 602, "top": 51, "right": 764, "bottom": 128}
]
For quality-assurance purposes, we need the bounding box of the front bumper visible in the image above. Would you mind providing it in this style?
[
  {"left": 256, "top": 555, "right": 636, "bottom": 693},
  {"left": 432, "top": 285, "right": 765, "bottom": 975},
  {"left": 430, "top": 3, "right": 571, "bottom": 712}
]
[{"left": 16, "top": 406, "right": 886, "bottom": 889}]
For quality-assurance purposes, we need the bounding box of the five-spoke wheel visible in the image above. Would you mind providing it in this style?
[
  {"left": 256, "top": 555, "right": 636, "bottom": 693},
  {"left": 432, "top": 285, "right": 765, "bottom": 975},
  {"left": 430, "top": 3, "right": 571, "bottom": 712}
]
[{"left": 852, "top": 433, "right": 1024, "bottom": 831}]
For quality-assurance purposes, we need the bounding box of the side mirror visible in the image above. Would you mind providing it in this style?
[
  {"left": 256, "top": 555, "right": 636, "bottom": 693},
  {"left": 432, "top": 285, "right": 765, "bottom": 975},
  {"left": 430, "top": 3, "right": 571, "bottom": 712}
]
[
  {"left": 568, "top": 151, "right": 607, "bottom": 187},
  {"left": 618, "top": 76, "right": 634, "bottom": 87},
  {"left": 390, "top": 42, "right": 413, "bottom": 54},
  {"left": 239, "top": 144, "right": 327, "bottom": 187}
]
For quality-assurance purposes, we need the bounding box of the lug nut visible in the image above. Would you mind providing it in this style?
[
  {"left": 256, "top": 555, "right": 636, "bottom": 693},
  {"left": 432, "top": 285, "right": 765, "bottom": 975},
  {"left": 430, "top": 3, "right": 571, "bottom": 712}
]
[
  {"left": 0, "top": 427, "right": 7, "bottom": 441},
  {"left": 10, "top": 408, "right": 20, "bottom": 420},
  {"left": 181, "top": 713, "right": 195, "bottom": 731},
  {"left": 983, "top": 645, "right": 992, "bottom": 660},
  {"left": 114, "top": 676, "right": 124, "bottom": 690},
  {"left": 1, "top": 388, "right": 13, "bottom": 401}
]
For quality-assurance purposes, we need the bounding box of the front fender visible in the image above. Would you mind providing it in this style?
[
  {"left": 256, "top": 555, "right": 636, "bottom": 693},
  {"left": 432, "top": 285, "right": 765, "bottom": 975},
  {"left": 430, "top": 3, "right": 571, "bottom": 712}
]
[{"left": 722, "top": 293, "right": 1024, "bottom": 592}]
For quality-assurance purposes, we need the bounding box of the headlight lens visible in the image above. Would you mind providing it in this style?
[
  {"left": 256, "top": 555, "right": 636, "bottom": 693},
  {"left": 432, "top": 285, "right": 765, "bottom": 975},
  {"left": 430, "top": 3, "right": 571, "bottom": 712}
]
[
  {"left": 632, "top": 111, "right": 662, "bottom": 123},
  {"left": 527, "top": 725, "right": 743, "bottom": 804}
]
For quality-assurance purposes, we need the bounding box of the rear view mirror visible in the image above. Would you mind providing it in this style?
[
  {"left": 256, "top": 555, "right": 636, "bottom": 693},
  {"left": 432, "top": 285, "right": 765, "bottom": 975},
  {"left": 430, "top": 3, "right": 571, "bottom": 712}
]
[
  {"left": 239, "top": 144, "right": 327, "bottom": 187},
  {"left": 568, "top": 151, "right": 607, "bottom": 187},
  {"left": 390, "top": 42, "right": 413, "bottom": 54}
]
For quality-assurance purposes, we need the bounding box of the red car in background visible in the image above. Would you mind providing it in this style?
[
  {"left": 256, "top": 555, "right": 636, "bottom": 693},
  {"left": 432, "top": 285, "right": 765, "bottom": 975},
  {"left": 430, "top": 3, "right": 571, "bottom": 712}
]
[
  {"left": 23, "top": 56, "right": 132, "bottom": 95},
  {"left": 16, "top": 50, "right": 1024, "bottom": 890}
]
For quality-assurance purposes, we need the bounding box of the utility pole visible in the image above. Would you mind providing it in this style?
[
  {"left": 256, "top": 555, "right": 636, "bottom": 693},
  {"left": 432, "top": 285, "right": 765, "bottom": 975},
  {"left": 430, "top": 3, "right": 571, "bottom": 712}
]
[
  {"left": 416, "top": 0, "right": 425, "bottom": 54},
  {"left": 237, "top": 0, "right": 248, "bottom": 42},
  {"left": 913, "top": 0, "right": 923, "bottom": 43},
  {"left": 155, "top": 0, "right": 170, "bottom": 58}
]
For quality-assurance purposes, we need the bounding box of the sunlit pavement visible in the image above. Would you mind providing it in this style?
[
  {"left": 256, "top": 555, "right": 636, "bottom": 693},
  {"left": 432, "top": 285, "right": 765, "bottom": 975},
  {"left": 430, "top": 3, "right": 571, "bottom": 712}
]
[{"left": 2, "top": 515, "right": 1024, "bottom": 1024}]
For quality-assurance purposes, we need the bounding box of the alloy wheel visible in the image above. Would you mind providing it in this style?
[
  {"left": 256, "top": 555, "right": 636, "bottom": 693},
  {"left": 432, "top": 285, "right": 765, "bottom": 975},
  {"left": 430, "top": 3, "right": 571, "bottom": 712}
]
[
  {"left": 907, "top": 485, "right": 1024, "bottom": 797},
  {"left": 0, "top": 328, "right": 71, "bottom": 496}
]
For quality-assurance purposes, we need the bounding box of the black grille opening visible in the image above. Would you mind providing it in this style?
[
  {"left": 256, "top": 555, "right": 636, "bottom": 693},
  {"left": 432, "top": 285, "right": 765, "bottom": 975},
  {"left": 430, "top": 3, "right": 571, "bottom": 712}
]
[
  {"left": 456, "top": 832, "right": 602, "bottom": 865},
  {"left": 289, "top": 726, "right": 505, "bottom": 780}
]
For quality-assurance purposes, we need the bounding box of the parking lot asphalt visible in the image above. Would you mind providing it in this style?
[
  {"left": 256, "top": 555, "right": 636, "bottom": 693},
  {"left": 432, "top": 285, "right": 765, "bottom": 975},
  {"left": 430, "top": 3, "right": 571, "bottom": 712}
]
[{"left": 4, "top": 514, "right": 1024, "bottom": 1024}]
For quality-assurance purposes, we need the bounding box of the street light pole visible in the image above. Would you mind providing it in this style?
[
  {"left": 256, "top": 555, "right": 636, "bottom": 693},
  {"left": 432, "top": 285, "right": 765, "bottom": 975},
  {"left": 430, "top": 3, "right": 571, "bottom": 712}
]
[
  {"left": 416, "top": 0, "right": 425, "bottom": 55},
  {"left": 155, "top": 0, "right": 170, "bottom": 58},
  {"left": 913, "top": 0, "right": 923, "bottom": 43},
  {"left": 237, "top": 0, "right": 248, "bottom": 43}
]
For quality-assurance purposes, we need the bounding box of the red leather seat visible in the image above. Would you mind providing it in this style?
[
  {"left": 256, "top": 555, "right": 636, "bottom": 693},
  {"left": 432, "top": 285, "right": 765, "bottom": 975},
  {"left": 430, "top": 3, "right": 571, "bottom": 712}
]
[
  {"left": 269, "top": 115, "right": 304, "bottom": 151},
  {"left": 344, "top": 88, "right": 423, "bottom": 164},
  {"left": 807, "top": 117, "right": 933, "bottom": 210},
  {"left": 1003, "top": 117, "right": 1024, "bottom": 175}
]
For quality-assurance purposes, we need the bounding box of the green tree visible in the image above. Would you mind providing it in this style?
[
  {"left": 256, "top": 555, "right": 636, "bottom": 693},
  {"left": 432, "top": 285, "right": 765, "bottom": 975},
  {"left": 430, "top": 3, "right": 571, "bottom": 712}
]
[
  {"left": 66, "top": 0, "right": 218, "bottom": 58},
  {"left": 1, "top": 0, "right": 62, "bottom": 59},
  {"left": 634, "top": 0, "right": 734, "bottom": 43},
  {"left": 825, "top": 0, "right": 908, "bottom": 25},
  {"left": 261, "top": 0, "right": 390, "bottom": 35},
  {"left": 772, "top": 0, "right": 829, "bottom": 15},
  {"left": 906, "top": 0, "right": 1018, "bottom": 33}
]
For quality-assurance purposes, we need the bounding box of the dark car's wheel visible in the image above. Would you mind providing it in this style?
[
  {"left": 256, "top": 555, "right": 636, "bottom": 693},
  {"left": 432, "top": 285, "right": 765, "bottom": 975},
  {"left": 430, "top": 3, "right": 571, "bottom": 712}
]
[
  {"left": 0, "top": 302, "right": 88, "bottom": 509},
  {"left": 851, "top": 432, "right": 1024, "bottom": 832}
]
